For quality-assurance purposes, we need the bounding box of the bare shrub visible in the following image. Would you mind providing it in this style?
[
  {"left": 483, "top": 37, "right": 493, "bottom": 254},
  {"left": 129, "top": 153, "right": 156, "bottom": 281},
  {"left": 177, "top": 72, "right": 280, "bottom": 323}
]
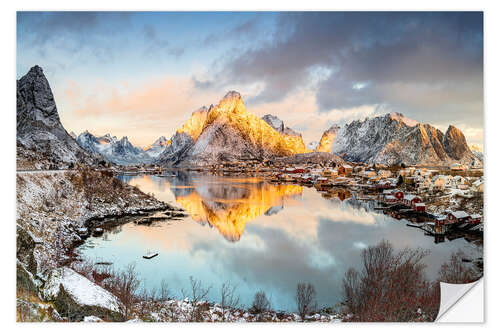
[
  {"left": 181, "top": 276, "right": 212, "bottom": 321},
  {"left": 249, "top": 291, "right": 271, "bottom": 314},
  {"left": 438, "top": 250, "right": 481, "bottom": 284},
  {"left": 342, "top": 240, "right": 440, "bottom": 322},
  {"left": 159, "top": 279, "right": 171, "bottom": 301},
  {"left": 296, "top": 282, "right": 317, "bottom": 319},
  {"left": 220, "top": 281, "right": 240, "bottom": 321},
  {"left": 99, "top": 263, "right": 141, "bottom": 320}
]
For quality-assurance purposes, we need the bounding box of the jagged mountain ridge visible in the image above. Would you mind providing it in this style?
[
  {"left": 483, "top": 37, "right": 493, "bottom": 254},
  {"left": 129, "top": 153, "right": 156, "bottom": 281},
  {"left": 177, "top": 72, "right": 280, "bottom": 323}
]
[
  {"left": 16, "top": 65, "right": 99, "bottom": 168},
  {"left": 326, "top": 112, "right": 480, "bottom": 166},
  {"left": 76, "top": 131, "right": 165, "bottom": 165},
  {"left": 156, "top": 91, "right": 307, "bottom": 166}
]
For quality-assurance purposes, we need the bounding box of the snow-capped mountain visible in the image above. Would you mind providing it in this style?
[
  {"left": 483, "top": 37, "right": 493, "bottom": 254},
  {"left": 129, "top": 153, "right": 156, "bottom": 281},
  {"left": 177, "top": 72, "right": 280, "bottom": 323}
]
[
  {"left": 17, "top": 65, "right": 99, "bottom": 168},
  {"left": 144, "top": 136, "right": 169, "bottom": 159},
  {"left": 261, "top": 114, "right": 302, "bottom": 138},
  {"left": 156, "top": 91, "right": 307, "bottom": 166},
  {"left": 326, "top": 112, "right": 481, "bottom": 166},
  {"left": 76, "top": 131, "right": 155, "bottom": 165},
  {"left": 316, "top": 124, "right": 341, "bottom": 153}
]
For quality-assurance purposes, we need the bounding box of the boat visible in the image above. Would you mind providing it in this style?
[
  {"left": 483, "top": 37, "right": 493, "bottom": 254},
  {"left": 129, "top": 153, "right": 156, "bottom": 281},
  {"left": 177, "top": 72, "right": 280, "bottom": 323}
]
[{"left": 143, "top": 251, "right": 159, "bottom": 259}]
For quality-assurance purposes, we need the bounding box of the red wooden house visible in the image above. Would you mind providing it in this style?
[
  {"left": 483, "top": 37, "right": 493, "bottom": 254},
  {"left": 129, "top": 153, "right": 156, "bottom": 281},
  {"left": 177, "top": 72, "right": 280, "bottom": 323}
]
[
  {"left": 394, "top": 191, "right": 404, "bottom": 201},
  {"left": 414, "top": 203, "right": 426, "bottom": 212},
  {"left": 403, "top": 194, "right": 422, "bottom": 207},
  {"left": 447, "top": 211, "right": 471, "bottom": 224}
]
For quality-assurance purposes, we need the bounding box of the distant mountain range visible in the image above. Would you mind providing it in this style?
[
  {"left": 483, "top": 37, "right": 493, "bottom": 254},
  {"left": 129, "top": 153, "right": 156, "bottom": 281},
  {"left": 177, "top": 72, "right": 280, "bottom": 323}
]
[
  {"left": 16, "top": 65, "right": 482, "bottom": 169},
  {"left": 75, "top": 131, "right": 167, "bottom": 165},
  {"left": 318, "top": 112, "right": 481, "bottom": 166}
]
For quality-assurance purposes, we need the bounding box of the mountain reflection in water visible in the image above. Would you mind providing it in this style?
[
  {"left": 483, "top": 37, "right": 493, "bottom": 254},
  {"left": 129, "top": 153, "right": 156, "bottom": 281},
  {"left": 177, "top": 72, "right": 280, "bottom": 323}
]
[{"left": 78, "top": 172, "right": 481, "bottom": 311}]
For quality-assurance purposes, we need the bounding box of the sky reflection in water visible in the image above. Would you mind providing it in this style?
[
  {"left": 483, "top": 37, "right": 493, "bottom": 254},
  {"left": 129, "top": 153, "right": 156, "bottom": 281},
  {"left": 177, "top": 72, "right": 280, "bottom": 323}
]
[{"left": 78, "top": 173, "right": 482, "bottom": 311}]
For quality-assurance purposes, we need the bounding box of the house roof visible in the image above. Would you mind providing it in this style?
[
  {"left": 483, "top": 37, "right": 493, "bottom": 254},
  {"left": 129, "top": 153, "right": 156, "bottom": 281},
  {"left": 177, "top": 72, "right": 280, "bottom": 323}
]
[
  {"left": 404, "top": 194, "right": 417, "bottom": 201},
  {"left": 450, "top": 211, "right": 470, "bottom": 219}
]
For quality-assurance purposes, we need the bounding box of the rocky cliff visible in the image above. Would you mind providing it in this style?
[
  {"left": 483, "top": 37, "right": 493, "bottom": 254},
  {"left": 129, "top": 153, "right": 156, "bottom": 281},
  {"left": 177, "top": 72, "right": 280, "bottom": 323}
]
[{"left": 17, "top": 66, "right": 98, "bottom": 168}]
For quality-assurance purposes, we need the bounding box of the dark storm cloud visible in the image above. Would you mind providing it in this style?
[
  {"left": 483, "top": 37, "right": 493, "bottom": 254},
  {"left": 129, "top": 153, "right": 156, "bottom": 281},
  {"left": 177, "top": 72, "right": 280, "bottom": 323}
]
[{"left": 197, "top": 12, "right": 483, "bottom": 125}]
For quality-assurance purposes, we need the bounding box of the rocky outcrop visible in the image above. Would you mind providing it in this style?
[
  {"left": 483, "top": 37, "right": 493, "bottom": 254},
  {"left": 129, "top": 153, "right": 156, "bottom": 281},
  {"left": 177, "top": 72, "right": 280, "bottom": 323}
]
[
  {"left": 43, "top": 267, "right": 125, "bottom": 321},
  {"left": 328, "top": 113, "right": 481, "bottom": 166},
  {"left": 16, "top": 66, "right": 98, "bottom": 168},
  {"left": 156, "top": 91, "right": 308, "bottom": 166},
  {"left": 316, "top": 124, "right": 340, "bottom": 153}
]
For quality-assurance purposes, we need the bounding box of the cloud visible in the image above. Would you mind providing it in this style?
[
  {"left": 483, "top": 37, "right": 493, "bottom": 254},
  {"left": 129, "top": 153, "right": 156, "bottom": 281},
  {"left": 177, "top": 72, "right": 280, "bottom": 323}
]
[
  {"left": 142, "top": 24, "right": 185, "bottom": 58},
  {"left": 17, "top": 12, "right": 132, "bottom": 58},
  {"left": 195, "top": 12, "right": 483, "bottom": 127},
  {"left": 57, "top": 76, "right": 222, "bottom": 146}
]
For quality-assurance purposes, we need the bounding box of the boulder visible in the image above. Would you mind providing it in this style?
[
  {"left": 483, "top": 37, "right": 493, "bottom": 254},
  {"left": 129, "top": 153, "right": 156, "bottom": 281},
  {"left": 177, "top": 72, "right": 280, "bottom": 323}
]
[{"left": 43, "top": 267, "right": 124, "bottom": 321}]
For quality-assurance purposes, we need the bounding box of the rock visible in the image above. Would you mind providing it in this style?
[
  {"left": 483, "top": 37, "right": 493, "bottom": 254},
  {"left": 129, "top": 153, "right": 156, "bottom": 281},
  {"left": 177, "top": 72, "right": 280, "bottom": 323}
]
[
  {"left": 17, "top": 298, "right": 62, "bottom": 322},
  {"left": 16, "top": 225, "right": 38, "bottom": 274},
  {"left": 42, "top": 267, "right": 125, "bottom": 321},
  {"left": 92, "top": 228, "right": 104, "bottom": 236},
  {"left": 16, "top": 65, "right": 98, "bottom": 167},
  {"left": 84, "top": 315, "right": 103, "bottom": 322},
  {"left": 126, "top": 317, "right": 143, "bottom": 323},
  {"left": 77, "top": 227, "right": 89, "bottom": 237}
]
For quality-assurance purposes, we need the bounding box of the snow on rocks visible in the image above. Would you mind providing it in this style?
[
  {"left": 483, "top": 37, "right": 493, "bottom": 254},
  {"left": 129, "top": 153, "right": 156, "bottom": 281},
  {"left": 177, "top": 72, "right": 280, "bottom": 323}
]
[
  {"left": 43, "top": 267, "right": 125, "bottom": 321},
  {"left": 134, "top": 298, "right": 344, "bottom": 322}
]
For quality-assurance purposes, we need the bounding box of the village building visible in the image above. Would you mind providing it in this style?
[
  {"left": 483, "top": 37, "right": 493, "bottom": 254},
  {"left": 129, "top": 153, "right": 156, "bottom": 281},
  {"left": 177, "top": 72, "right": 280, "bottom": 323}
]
[
  {"left": 447, "top": 210, "right": 471, "bottom": 224},
  {"left": 339, "top": 164, "right": 353, "bottom": 176},
  {"left": 403, "top": 194, "right": 422, "bottom": 207}
]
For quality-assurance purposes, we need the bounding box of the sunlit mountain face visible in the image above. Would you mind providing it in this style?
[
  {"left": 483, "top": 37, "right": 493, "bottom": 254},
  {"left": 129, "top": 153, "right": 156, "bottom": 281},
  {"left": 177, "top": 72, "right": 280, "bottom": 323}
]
[
  {"left": 169, "top": 92, "right": 307, "bottom": 160},
  {"left": 173, "top": 174, "right": 303, "bottom": 241},
  {"left": 316, "top": 124, "right": 340, "bottom": 153}
]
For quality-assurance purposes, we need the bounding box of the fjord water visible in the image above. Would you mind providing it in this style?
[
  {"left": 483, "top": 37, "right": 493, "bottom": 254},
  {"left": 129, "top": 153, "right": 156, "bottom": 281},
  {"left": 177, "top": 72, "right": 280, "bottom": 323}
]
[{"left": 78, "top": 172, "right": 481, "bottom": 312}]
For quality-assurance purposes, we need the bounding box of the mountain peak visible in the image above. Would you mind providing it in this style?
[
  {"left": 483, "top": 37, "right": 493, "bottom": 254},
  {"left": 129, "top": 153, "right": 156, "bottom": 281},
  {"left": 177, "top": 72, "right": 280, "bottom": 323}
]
[
  {"left": 387, "top": 112, "right": 418, "bottom": 127},
  {"left": 223, "top": 91, "right": 241, "bottom": 100},
  {"left": 28, "top": 64, "right": 44, "bottom": 74}
]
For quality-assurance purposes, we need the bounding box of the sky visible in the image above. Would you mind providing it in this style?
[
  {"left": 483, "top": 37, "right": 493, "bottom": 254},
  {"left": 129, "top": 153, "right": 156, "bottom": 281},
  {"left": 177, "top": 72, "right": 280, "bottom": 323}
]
[{"left": 17, "top": 11, "right": 484, "bottom": 149}]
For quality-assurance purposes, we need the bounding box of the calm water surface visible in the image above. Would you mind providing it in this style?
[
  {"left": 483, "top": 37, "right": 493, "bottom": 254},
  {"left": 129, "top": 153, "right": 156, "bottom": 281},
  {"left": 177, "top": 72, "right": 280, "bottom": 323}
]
[{"left": 77, "top": 172, "right": 482, "bottom": 311}]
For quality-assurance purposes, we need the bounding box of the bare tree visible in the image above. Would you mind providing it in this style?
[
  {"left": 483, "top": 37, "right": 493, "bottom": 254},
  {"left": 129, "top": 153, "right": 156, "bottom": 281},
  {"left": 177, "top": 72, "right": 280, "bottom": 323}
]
[
  {"left": 250, "top": 290, "right": 270, "bottom": 314},
  {"left": 296, "top": 282, "right": 317, "bottom": 319},
  {"left": 183, "top": 276, "right": 211, "bottom": 321},
  {"left": 438, "top": 250, "right": 481, "bottom": 284},
  {"left": 159, "top": 279, "right": 171, "bottom": 302},
  {"left": 114, "top": 263, "right": 141, "bottom": 320},
  {"left": 341, "top": 240, "right": 440, "bottom": 322},
  {"left": 220, "top": 281, "right": 240, "bottom": 321}
]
